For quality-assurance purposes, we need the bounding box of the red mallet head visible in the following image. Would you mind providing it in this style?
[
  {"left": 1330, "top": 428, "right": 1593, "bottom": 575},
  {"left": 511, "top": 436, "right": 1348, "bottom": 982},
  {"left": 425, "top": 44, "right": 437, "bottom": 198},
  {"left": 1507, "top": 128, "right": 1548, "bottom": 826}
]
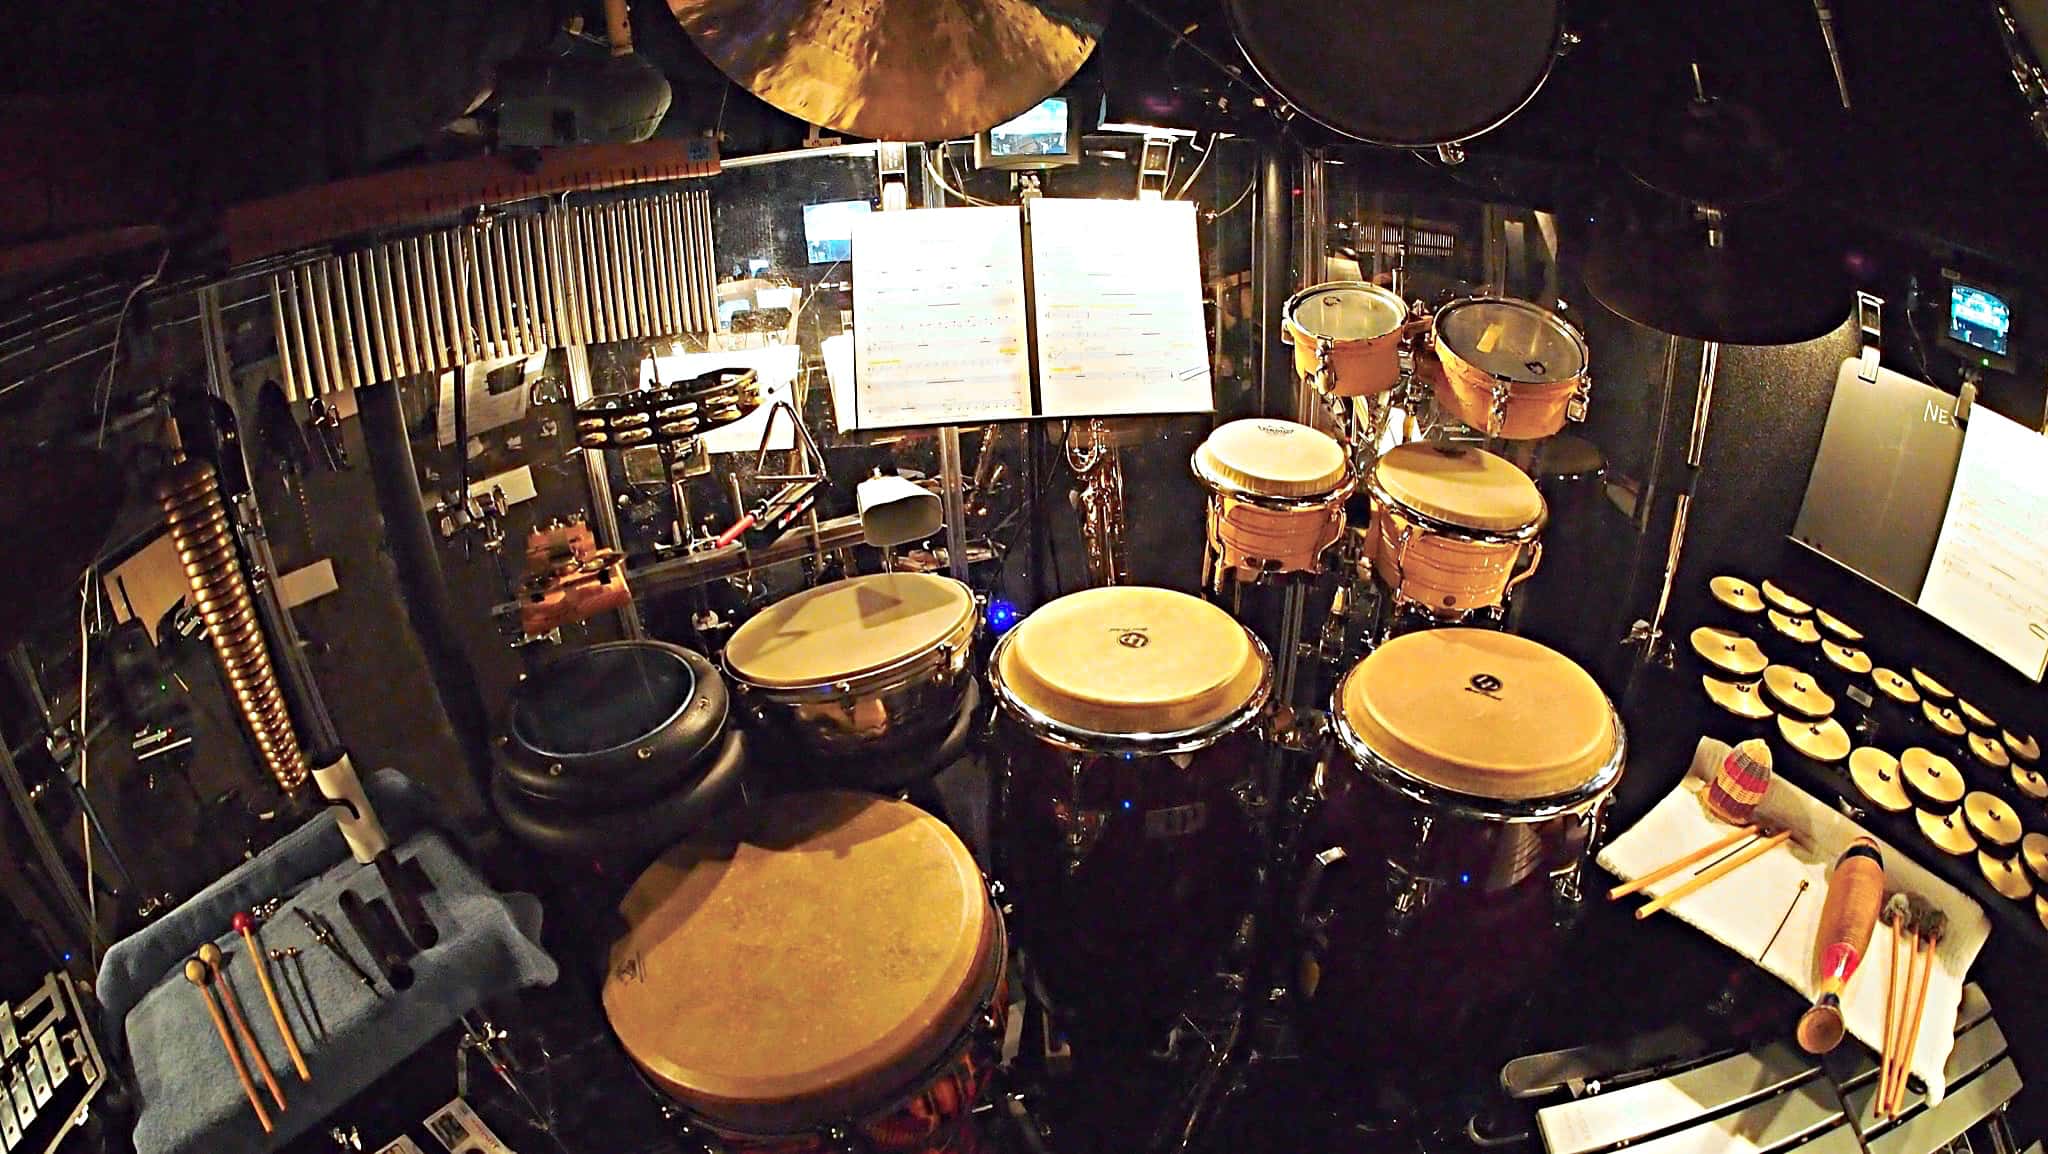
[{"left": 232, "top": 911, "right": 254, "bottom": 934}]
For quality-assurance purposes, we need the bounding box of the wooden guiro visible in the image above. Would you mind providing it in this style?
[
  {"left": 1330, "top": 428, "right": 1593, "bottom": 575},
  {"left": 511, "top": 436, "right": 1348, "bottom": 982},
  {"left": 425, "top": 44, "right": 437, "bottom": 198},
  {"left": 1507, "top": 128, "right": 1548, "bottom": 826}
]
[{"left": 1796, "top": 836, "right": 1887, "bottom": 1053}]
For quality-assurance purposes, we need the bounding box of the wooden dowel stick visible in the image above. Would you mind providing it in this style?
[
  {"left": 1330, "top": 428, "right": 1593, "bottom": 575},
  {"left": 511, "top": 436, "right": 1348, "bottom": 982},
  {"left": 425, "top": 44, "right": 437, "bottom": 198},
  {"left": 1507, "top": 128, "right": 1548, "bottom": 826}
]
[
  {"left": 237, "top": 916, "right": 310, "bottom": 1082},
  {"left": 186, "top": 959, "right": 272, "bottom": 1133},
  {"left": 1891, "top": 929, "right": 1941, "bottom": 1115},
  {"left": 1635, "top": 830, "right": 1793, "bottom": 920},
  {"left": 1880, "top": 923, "right": 1906, "bottom": 1117},
  {"left": 1609, "top": 825, "right": 1762, "bottom": 900},
  {"left": 203, "top": 946, "right": 287, "bottom": 1112}
]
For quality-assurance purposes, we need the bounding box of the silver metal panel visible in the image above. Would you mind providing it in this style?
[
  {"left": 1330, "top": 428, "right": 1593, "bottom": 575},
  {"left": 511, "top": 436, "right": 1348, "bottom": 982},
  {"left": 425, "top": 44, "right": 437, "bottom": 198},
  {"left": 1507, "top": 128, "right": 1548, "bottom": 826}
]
[
  {"left": 267, "top": 277, "right": 298, "bottom": 401},
  {"left": 1846, "top": 1019, "right": 2009, "bottom": 1131},
  {"left": 1538, "top": 1044, "right": 1821, "bottom": 1154},
  {"left": 1623, "top": 1078, "right": 1845, "bottom": 1154},
  {"left": 1836, "top": 983, "right": 1995, "bottom": 1091},
  {"left": 1867, "top": 1059, "right": 2023, "bottom": 1154}
]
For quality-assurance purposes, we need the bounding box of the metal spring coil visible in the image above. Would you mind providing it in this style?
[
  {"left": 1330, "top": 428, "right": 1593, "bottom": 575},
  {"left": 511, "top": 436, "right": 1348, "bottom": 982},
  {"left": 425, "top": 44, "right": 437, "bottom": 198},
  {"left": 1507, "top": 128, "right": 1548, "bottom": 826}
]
[{"left": 154, "top": 457, "right": 308, "bottom": 793}]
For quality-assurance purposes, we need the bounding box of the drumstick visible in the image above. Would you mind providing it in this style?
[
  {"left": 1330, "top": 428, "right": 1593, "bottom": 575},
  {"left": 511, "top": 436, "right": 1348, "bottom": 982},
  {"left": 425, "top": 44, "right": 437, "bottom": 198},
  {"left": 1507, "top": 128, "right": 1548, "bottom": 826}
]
[
  {"left": 234, "top": 912, "right": 310, "bottom": 1082},
  {"left": 1635, "top": 830, "right": 1793, "bottom": 920},
  {"left": 1796, "top": 838, "right": 1886, "bottom": 1054},
  {"left": 1878, "top": 895, "right": 1912, "bottom": 1114},
  {"left": 1608, "top": 824, "right": 1761, "bottom": 900},
  {"left": 1889, "top": 910, "right": 1947, "bottom": 1115},
  {"left": 186, "top": 958, "right": 273, "bottom": 1134},
  {"left": 201, "top": 943, "right": 287, "bottom": 1111}
]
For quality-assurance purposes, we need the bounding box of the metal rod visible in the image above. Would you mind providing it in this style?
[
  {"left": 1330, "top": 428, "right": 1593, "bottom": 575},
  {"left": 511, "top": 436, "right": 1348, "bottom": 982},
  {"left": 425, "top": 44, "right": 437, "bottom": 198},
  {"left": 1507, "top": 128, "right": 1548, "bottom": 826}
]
[
  {"left": 1686, "top": 341, "right": 1721, "bottom": 468},
  {"left": 692, "top": 190, "right": 719, "bottom": 332},
  {"left": 350, "top": 251, "right": 386, "bottom": 387},
  {"left": 310, "top": 262, "right": 344, "bottom": 397},
  {"left": 652, "top": 194, "right": 679, "bottom": 336},
  {"left": 564, "top": 346, "right": 644, "bottom": 639},
  {"left": 665, "top": 193, "right": 693, "bottom": 334},
  {"left": 633, "top": 513, "right": 869, "bottom": 597},
  {"left": 387, "top": 244, "right": 417, "bottom": 378},
  {"left": 938, "top": 426, "right": 969, "bottom": 581},
  {"left": 626, "top": 200, "right": 650, "bottom": 339},
  {"left": 519, "top": 214, "right": 546, "bottom": 351},
  {"left": 267, "top": 278, "right": 298, "bottom": 400},
  {"left": 605, "top": 202, "right": 630, "bottom": 339},
  {"left": 0, "top": 726, "right": 101, "bottom": 955},
  {"left": 285, "top": 274, "right": 318, "bottom": 401},
  {"left": 376, "top": 245, "right": 405, "bottom": 378}
]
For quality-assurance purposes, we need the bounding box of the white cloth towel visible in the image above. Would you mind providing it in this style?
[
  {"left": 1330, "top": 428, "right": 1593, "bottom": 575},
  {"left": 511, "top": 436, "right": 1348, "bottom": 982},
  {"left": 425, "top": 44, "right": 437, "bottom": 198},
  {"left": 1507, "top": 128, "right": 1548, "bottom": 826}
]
[{"left": 1597, "top": 738, "right": 1990, "bottom": 1103}]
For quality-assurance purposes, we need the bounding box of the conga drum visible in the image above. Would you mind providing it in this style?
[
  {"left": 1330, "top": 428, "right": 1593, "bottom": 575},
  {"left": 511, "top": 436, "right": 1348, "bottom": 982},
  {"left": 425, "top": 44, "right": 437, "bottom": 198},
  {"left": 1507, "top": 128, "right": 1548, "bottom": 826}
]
[
  {"left": 1301, "top": 629, "right": 1624, "bottom": 1060},
  {"left": 1283, "top": 281, "right": 1412, "bottom": 397},
  {"left": 604, "top": 792, "right": 1008, "bottom": 1154},
  {"left": 723, "top": 574, "right": 978, "bottom": 762},
  {"left": 990, "top": 586, "right": 1271, "bottom": 1018},
  {"left": 1367, "top": 442, "right": 1546, "bottom": 619},
  {"left": 1431, "top": 297, "right": 1591, "bottom": 439},
  {"left": 1192, "top": 419, "right": 1356, "bottom": 586}
]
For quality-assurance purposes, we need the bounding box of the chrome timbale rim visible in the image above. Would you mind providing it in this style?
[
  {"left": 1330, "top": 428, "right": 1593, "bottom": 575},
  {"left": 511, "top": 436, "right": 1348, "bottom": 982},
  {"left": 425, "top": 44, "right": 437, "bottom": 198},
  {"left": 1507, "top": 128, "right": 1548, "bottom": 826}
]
[
  {"left": 1282, "top": 280, "right": 1409, "bottom": 343},
  {"left": 1191, "top": 449, "right": 1360, "bottom": 510},
  {"left": 988, "top": 627, "right": 1274, "bottom": 757},
  {"left": 1366, "top": 469, "right": 1548, "bottom": 545},
  {"left": 1434, "top": 296, "right": 1589, "bottom": 386},
  {"left": 1330, "top": 688, "right": 1627, "bottom": 823}
]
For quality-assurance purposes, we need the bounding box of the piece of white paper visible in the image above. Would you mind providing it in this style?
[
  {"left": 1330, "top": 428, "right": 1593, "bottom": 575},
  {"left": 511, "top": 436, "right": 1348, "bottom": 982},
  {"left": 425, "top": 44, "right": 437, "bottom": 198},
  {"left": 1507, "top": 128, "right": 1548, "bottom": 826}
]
[
  {"left": 643, "top": 343, "right": 801, "bottom": 454},
  {"left": 1916, "top": 405, "right": 2048, "bottom": 680},
  {"left": 851, "top": 207, "right": 1034, "bottom": 428},
  {"left": 821, "top": 332, "right": 856, "bottom": 434},
  {"left": 1027, "top": 198, "right": 1214, "bottom": 418},
  {"left": 436, "top": 352, "right": 540, "bottom": 446}
]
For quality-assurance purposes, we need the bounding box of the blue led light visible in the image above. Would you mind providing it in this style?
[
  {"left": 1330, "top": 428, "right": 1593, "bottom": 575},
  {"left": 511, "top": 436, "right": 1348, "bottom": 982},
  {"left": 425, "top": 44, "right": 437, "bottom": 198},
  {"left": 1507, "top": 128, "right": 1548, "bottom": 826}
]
[
  {"left": 1122, "top": 800, "right": 1133, "bottom": 810},
  {"left": 985, "top": 598, "right": 1022, "bottom": 635},
  {"left": 1459, "top": 873, "right": 1471, "bottom": 886}
]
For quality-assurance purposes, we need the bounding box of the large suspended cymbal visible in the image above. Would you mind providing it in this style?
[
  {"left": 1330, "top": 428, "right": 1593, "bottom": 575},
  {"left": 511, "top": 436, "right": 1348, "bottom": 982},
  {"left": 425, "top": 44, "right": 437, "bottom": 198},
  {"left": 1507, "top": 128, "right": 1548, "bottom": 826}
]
[
  {"left": 669, "top": 0, "right": 1108, "bottom": 141},
  {"left": 0, "top": 448, "right": 123, "bottom": 651},
  {"left": 1584, "top": 217, "right": 1854, "bottom": 345}
]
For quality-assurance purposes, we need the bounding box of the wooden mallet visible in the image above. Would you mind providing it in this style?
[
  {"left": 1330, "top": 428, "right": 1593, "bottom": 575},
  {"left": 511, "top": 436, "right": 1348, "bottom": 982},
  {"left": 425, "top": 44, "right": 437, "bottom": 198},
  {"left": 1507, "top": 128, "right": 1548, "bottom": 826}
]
[
  {"left": 233, "top": 912, "right": 310, "bottom": 1082},
  {"left": 1878, "top": 893, "right": 1912, "bottom": 1107},
  {"left": 185, "top": 958, "right": 272, "bottom": 1134},
  {"left": 1889, "top": 907, "right": 1948, "bottom": 1115},
  {"left": 200, "top": 942, "right": 287, "bottom": 1112}
]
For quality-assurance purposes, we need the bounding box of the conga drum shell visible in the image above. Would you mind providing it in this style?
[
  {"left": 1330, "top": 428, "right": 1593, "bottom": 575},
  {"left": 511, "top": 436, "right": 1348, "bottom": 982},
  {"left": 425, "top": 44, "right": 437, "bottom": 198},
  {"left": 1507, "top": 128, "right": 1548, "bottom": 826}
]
[
  {"left": 1369, "top": 443, "right": 1545, "bottom": 618},
  {"left": 1963, "top": 791, "right": 2025, "bottom": 856},
  {"left": 1432, "top": 298, "right": 1590, "bottom": 439},
  {"left": 1690, "top": 627, "right": 1768, "bottom": 679},
  {"left": 1848, "top": 748, "right": 1911, "bottom": 813},
  {"left": 1283, "top": 281, "right": 1410, "bottom": 397},
  {"left": 604, "top": 792, "right": 1001, "bottom": 1138},
  {"left": 1761, "top": 580, "right": 1813, "bottom": 617},
  {"left": 1980, "top": 852, "right": 2033, "bottom": 900},
  {"left": 1194, "top": 419, "right": 1356, "bottom": 580},
  {"left": 724, "top": 574, "right": 977, "bottom": 755},
  {"left": 1762, "top": 665, "right": 1833, "bottom": 721},
  {"left": 1918, "top": 808, "right": 1979, "bottom": 856},
  {"left": 2022, "top": 832, "right": 2048, "bottom": 886},
  {"left": 1815, "top": 608, "right": 1863, "bottom": 643},
  {"left": 1901, "top": 748, "right": 1965, "bottom": 812}
]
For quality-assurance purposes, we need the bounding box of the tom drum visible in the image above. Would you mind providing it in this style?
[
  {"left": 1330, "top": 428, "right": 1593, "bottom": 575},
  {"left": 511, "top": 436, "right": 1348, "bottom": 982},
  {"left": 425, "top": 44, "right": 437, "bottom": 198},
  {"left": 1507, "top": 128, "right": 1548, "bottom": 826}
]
[
  {"left": 1283, "top": 281, "right": 1414, "bottom": 398},
  {"left": 1432, "top": 297, "right": 1591, "bottom": 439}
]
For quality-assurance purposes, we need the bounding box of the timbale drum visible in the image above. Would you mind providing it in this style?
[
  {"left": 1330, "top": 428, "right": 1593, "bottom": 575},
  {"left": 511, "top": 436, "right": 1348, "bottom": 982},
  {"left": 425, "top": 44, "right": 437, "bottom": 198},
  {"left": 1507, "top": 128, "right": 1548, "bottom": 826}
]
[
  {"left": 1282, "top": 281, "right": 1414, "bottom": 397},
  {"left": 1299, "top": 628, "right": 1624, "bottom": 1057},
  {"left": 990, "top": 586, "right": 1271, "bottom": 1019},
  {"left": 1431, "top": 297, "right": 1591, "bottom": 439},
  {"left": 1193, "top": 418, "right": 1356, "bottom": 586},
  {"left": 604, "top": 792, "right": 1008, "bottom": 1154},
  {"left": 1368, "top": 442, "right": 1546, "bottom": 619}
]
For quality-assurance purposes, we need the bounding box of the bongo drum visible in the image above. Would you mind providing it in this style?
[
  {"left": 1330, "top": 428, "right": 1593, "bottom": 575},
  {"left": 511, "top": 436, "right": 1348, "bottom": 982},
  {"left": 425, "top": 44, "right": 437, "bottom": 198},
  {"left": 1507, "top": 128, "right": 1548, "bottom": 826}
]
[
  {"left": 1707, "top": 576, "right": 1768, "bottom": 637},
  {"left": 723, "top": 574, "right": 977, "bottom": 759},
  {"left": 990, "top": 586, "right": 1271, "bottom": 1016},
  {"left": 1431, "top": 297, "right": 1591, "bottom": 439},
  {"left": 1848, "top": 748, "right": 1912, "bottom": 814},
  {"left": 1283, "top": 281, "right": 1412, "bottom": 398},
  {"left": 604, "top": 792, "right": 1007, "bottom": 1154},
  {"left": 1193, "top": 419, "right": 1356, "bottom": 585},
  {"left": 1367, "top": 442, "right": 1546, "bottom": 619},
  {"left": 1301, "top": 629, "right": 1624, "bottom": 1052}
]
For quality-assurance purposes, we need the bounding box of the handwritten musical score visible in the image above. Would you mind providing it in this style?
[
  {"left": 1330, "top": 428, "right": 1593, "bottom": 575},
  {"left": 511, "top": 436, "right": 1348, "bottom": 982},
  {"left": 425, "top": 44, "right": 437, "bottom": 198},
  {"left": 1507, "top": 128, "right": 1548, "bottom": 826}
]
[
  {"left": 850, "top": 206, "right": 1034, "bottom": 428},
  {"left": 1917, "top": 406, "right": 2048, "bottom": 680}
]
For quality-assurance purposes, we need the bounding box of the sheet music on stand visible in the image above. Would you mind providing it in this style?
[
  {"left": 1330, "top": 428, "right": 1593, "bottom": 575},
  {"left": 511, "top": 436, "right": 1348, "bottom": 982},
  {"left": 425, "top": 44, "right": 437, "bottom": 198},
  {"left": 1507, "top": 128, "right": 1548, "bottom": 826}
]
[
  {"left": 850, "top": 206, "right": 1034, "bottom": 428},
  {"left": 1915, "top": 405, "right": 2048, "bottom": 680},
  {"left": 1026, "top": 198, "right": 1214, "bottom": 417}
]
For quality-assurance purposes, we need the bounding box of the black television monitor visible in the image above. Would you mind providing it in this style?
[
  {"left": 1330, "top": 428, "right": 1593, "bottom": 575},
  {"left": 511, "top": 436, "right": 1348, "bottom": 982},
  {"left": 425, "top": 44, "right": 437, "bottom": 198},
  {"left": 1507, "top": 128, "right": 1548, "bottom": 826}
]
[
  {"left": 802, "top": 199, "right": 871, "bottom": 263},
  {"left": 974, "top": 96, "right": 1083, "bottom": 171},
  {"left": 1938, "top": 273, "right": 2016, "bottom": 372}
]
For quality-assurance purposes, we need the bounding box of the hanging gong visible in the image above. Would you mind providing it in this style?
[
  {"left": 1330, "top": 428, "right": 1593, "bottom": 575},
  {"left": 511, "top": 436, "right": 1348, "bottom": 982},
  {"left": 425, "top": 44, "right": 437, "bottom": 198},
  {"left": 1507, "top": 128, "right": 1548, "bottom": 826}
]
[
  {"left": 668, "top": 0, "right": 1108, "bottom": 141},
  {"left": 1226, "top": 0, "right": 1563, "bottom": 147},
  {"left": 1584, "top": 216, "right": 1853, "bottom": 345}
]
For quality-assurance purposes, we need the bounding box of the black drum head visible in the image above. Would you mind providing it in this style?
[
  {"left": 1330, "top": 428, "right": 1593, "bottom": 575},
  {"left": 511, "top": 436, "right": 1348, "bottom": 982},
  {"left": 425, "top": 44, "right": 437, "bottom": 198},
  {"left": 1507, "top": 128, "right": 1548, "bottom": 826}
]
[
  {"left": 512, "top": 642, "right": 697, "bottom": 757},
  {"left": 1227, "top": 0, "right": 1562, "bottom": 147}
]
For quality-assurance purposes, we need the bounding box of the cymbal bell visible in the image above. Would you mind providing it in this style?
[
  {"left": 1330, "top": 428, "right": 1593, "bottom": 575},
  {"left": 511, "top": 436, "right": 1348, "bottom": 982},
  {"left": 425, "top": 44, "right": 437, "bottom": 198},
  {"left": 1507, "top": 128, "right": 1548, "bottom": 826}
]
[
  {"left": 0, "top": 448, "right": 123, "bottom": 652},
  {"left": 1585, "top": 218, "right": 1853, "bottom": 345},
  {"left": 669, "top": 0, "right": 1107, "bottom": 141}
]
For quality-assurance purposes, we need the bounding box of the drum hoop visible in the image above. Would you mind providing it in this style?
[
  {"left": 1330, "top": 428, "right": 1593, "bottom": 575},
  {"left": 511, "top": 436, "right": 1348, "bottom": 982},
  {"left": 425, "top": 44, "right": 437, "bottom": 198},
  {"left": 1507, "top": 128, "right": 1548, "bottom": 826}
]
[
  {"left": 1282, "top": 280, "right": 1409, "bottom": 343},
  {"left": 509, "top": 641, "right": 701, "bottom": 759},
  {"left": 1434, "top": 296, "right": 1590, "bottom": 387},
  {"left": 725, "top": 608, "right": 978, "bottom": 703},
  {"left": 1366, "top": 470, "right": 1547, "bottom": 543},
  {"left": 1192, "top": 452, "right": 1359, "bottom": 510},
  {"left": 1329, "top": 697, "right": 1628, "bottom": 822},
  {"left": 988, "top": 627, "right": 1274, "bottom": 756}
]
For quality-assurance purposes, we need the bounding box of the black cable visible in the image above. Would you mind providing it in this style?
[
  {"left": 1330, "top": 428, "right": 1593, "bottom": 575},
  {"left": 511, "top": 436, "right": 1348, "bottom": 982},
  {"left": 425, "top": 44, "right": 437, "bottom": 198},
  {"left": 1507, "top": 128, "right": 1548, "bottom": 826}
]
[{"left": 993, "top": 422, "right": 1073, "bottom": 588}]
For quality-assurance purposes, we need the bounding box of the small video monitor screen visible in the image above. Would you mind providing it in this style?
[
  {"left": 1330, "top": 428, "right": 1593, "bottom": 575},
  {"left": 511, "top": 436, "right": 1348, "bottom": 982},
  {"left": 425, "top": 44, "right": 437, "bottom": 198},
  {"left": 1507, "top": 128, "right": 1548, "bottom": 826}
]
[
  {"left": 1947, "top": 281, "right": 2011, "bottom": 357},
  {"left": 987, "top": 97, "right": 1071, "bottom": 159},
  {"left": 801, "top": 199, "right": 870, "bottom": 263}
]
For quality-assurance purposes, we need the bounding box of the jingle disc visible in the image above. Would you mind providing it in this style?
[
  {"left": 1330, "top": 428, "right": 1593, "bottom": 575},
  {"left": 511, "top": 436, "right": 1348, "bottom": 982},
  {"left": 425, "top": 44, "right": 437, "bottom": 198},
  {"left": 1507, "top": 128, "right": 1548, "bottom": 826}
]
[
  {"left": 2013, "top": 766, "right": 2048, "bottom": 801},
  {"left": 1709, "top": 575, "right": 1766, "bottom": 615},
  {"left": 1848, "top": 748, "right": 1911, "bottom": 813},
  {"left": 1691, "top": 627, "right": 1768, "bottom": 678},
  {"left": 1979, "top": 852, "right": 2034, "bottom": 900},
  {"left": 1194, "top": 420, "right": 1349, "bottom": 498},
  {"left": 1761, "top": 580, "right": 1812, "bottom": 616},
  {"left": 1963, "top": 791, "right": 2024, "bottom": 854},
  {"left": 1968, "top": 731, "right": 2011, "bottom": 772},
  {"left": 2037, "top": 894, "right": 2048, "bottom": 932},
  {"left": 1337, "top": 628, "right": 1619, "bottom": 803},
  {"left": 1959, "top": 699, "right": 1997, "bottom": 734},
  {"left": 1703, "top": 675, "right": 1774, "bottom": 720},
  {"left": 723, "top": 573, "right": 975, "bottom": 690},
  {"left": 997, "top": 586, "right": 1266, "bottom": 737},
  {"left": 1371, "top": 443, "right": 1546, "bottom": 532},
  {"left": 1777, "top": 715, "right": 1850, "bottom": 763},
  {"left": 1763, "top": 665, "right": 1833, "bottom": 719},
  {"left": 2023, "top": 832, "right": 2048, "bottom": 886},
  {"left": 604, "top": 792, "right": 993, "bottom": 1131},
  {"left": 1871, "top": 668, "right": 1921, "bottom": 706},
  {"left": 1766, "top": 610, "right": 1820, "bottom": 647},
  {"left": 2006, "top": 730, "right": 2041, "bottom": 766},
  {"left": 1917, "top": 808, "right": 1979, "bottom": 856},
  {"left": 1901, "top": 748, "right": 1964, "bottom": 810},
  {"left": 1922, "top": 701, "right": 1967, "bottom": 739},
  {"left": 1820, "top": 639, "right": 1872, "bottom": 678},
  {"left": 1911, "top": 668, "right": 1954, "bottom": 702},
  {"left": 1814, "top": 608, "right": 1862, "bottom": 643}
]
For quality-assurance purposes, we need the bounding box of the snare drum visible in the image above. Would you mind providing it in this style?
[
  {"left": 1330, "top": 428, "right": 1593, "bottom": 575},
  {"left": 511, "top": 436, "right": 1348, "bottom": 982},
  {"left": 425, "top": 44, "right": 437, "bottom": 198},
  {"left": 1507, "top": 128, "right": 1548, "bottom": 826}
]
[
  {"left": 1431, "top": 297, "right": 1591, "bottom": 439},
  {"left": 605, "top": 792, "right": 1007, "bottom": 1154},
  {"left": 1368, "top": 442, "right": 1546, "bottom": 618},
  {"left": 724, "top": 574, "right": 977, "bottom": 759},
  {"left": 990, "top": 586, "right": 1271, "bottom": 1016},
  {"left": 1193, "top": 419, "right": 1356, "bottom": 584},
  {"left": 1301, "top": 629, "right": 1624, "bottom": 1054},
  {"left": 1283, "top": 281, "right": 1412, "bottom": 397}
]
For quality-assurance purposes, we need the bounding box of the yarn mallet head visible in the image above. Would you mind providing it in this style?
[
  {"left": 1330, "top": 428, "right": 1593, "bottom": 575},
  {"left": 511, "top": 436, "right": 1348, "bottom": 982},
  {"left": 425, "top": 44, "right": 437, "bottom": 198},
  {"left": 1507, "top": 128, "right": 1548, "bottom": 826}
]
[{"left": 1705, "top": 738, "right": 1774, "bottom": 825}]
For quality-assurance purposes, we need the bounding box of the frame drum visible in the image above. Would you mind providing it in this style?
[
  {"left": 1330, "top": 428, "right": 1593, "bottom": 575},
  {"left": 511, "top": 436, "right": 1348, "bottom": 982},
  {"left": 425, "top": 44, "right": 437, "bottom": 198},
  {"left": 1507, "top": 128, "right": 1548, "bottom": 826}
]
[
  {"left": 1368, "top": 442, "right": 1546, "bottom": 618},
  {"left": 605, "top": 792, "right": 1006, "bottom": 1153},
  {"left": 1302, "top": 629, "right": 1624, "bottom": 1051},
  {"left": 1193, "top": 419, "right": 1356, "bottom": 584},
  {"left": 724, "top": 574, "right": 977, "bottom": 757},
  {"left": 1282, "top": 281, "right": 1412, "bottom": 397},
  {"left": 1432, "top": 297, "right": 1590, "bottom": 439},
  {"left": 990, "top": 586, "right": 1271, "bottom": 1016}
]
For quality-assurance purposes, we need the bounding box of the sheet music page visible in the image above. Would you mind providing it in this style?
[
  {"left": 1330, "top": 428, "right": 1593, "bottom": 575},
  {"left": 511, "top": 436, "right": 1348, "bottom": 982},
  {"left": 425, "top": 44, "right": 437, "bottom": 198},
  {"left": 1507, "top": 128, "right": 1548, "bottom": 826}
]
[
  {"left": 1916, "top": 405, "right": 2048, "bottom": 680},
  {"left": 850, "top": 207, "right": 1033, "bottom": 428},
  {"left": 1027, "top": 198, "right": 1214, "bottom": 417}
]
